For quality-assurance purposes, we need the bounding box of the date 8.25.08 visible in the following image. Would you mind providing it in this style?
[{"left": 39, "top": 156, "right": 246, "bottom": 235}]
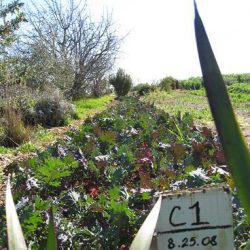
[{"left": 167, "top": 235, "right": 217, "bottom": 249}]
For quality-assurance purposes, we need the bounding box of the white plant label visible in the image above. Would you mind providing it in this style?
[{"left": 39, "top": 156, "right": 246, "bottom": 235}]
[{"left": 153, "top": 187, "right": 233, "bottom": 250}]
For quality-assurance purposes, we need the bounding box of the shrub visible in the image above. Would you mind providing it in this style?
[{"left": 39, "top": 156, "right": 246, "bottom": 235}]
[
  {"left": 109, "top": 68, "right": 132, "bottom": 98},
  {"left": 179, "top": 77, "right": 203, "bottom": 90},
  {"left": 17, "top": 141, "right": 37, "bottom": 153},
  {"left": 0, "top": 85, "right": 38, "bottom": 117},
  {"left": 133, "top": 83, "right": 156, "bottom": 96},
  {"left": 1, "top": 104, "right": 32, "bottom": 147},
  {"left": 25, "top": 88, "right": 75, "bottom": 127},
  {"left": 158, "top": 76, "right": 177, "bottom": 91},
  {"left": 223, "top": 73, "right": 250, "bottom": 85},
  {"left": 228, "top": 83, "right": 250, "bottom": 95}
]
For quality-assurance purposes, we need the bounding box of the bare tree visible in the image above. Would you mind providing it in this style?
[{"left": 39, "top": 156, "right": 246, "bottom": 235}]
[{"left": 24, "top": 0, "right": 120, "bottom": 98}]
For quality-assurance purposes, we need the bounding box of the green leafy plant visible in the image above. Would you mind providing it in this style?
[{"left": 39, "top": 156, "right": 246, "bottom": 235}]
[
  {"left": 179, "top": 76, "right": 203, "bottom": 90},
  {"left": 2, "top": 95, "right": 235, "bottom": 248},
  {"left": 1, "top": 104, "right": 32, "bottom": 147},
  {"left": 130, "top": 195, "right": 162, "bottom": 250},
  {"left": 5, "top": 178, "right": 59, "bottom": 249},
  {"left": 5, "top": 178, "right": 27, "bottom": 250},
  {"left": 158, "top": 76, "right": 177, "bottom": 91},
  {"left": 46, "top": 207, "right": 57, "bottom": 250},
  {"left": 133, "top": 83, "right": 156, "bottom": 96},
  {"left": 109, "top": 68, "right": 132, "bottom": 98},
  {"left": 17, "top": 142, "right": 37, "bottom": 153},
  {"left": 194, "top": 1, "right": 250, "bottom": 221},
  {"left": 29, "top": 156, "right": 78, "bottom": 187},
  {"left": 25, "top": 88, "right": 75, "bottom": 127}
]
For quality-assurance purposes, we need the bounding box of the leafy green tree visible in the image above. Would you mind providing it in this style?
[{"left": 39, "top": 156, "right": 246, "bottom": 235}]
[
  {"left": 109, "top": 68, "right": 132, "bottom": 98},
  {"left": 0, "top": 0, "right": 26, "bottom": 51},
  {"left": 0, "top": 0, "right": 26, "bottom": 87},
  {"left": 158, "top": 76, "right": 177, "bottom": 91}
]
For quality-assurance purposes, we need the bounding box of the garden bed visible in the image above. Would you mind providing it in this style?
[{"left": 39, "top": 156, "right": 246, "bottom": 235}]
[{"left": 0, "top": 97, "right": 249, "bottom": 249}]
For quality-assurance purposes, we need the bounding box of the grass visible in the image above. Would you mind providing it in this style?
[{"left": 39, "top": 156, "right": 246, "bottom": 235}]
[
  {"left": 228, "top": 83, "right": 250, "bottom": 115},
  {"left": 143, "top": 87, "right": 250, "bottom": 130},
  {"left": 0, "top": 94, "right": 114, "bottom": 155},
  {"left": 34, "top": 126, "right": 56, "bottom": 143},
  {"left": 16, "top": 142, "right": 38, "bottom": 153},
  {"left": 0, "top": 146, "right": 14, "bottom": 154},
  {"left": 143, "top": 89, "right": 213, "bottom": 126},
  {"left": 74, "top": 95, "right": 114, "bottom": 119}
]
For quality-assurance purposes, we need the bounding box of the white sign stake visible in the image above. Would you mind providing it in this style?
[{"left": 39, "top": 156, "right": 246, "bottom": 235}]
[{"left": 153, "top": 186, "right": 233, "bottom": 250}]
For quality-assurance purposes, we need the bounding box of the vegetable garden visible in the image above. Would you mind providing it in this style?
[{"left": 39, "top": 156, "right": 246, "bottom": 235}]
[
  {"left": 1, "top": 96, "right": 249, "bottom": 249},
  {"left": 1, "top": 1, "right": 250, "bottom": 249}
]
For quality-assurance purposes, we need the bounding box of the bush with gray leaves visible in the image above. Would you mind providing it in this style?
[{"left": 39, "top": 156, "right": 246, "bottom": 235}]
[{"left": 25, "top": 88, "right": 75, "bottom": 127}]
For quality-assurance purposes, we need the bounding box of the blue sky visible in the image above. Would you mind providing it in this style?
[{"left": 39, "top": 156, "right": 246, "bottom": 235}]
[{"left": 87, "top": 0, "right": 250, "bottom": 83}]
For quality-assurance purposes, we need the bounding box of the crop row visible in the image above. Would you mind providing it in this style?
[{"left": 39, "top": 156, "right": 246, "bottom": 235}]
[{"left": 0, "top": 97, "right": 248, "bottom": 249}]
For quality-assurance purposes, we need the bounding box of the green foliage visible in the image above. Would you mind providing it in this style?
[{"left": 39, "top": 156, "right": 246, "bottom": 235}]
[
  {"left": 228, "top": 83, "right": 250, "bottom": 95},
  {"left": 109, "top": 68, "right": 132, "bottom": 97},
  {"left": 179, "top": 77, "right": 203, "bottom": 90},
  {"left": 1, "top": 104, "right": 32, "bottom": 147},
  {"left": 46, "top": 208, "right": 57, "bottom": 250},
  {"left": 28, "top": 156, "right": 78, "bottom": 187},
  {"left": 158, "top": 76, "right": 177, "bottom": 91},
  {"left": 0, "top": 145, "right": 14, "bottom": 153},
  {"left": 2, "top": 96, "right": 244, "bottom": 248},
  {"left": 195, "top": 1, "right": 250, "bottom": 222},
  {"left": 73, "top": 95, "right": 113, "bottom": 119},
  {"left": 25, "top": 88, "right": 75, "bottom": 127},
  {"left": 17, "top": 142, "right": 37, "bottom": 153},
  {"left": 223, "top": 73, "right": 250, "bottom": 85},
  {"left": 5, "top": 178, "right": 27, "bottom": 250},
  {"left": 133, "top": 83, "right": 156, "bottom": 96},
  {"left": 0, "top": 0, "right": 26, "bottom": 50},
  {"left": 0, "top": 1, "right": 27, "bottom": 88}
]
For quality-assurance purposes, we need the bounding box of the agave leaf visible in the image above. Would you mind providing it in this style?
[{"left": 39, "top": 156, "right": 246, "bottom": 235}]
[
  {"left": 194, "top": 1, "right": 250, "bottom": 220},
  {"left": 46, "top": 207, "right": 57, "bottom": 250},
  {"left": 245, "top": 239, "right": 250, "bottom": 250},
  {"left": 5, "top": 177, "right": 27, "bottom": 250},
  {"left": 130, "top": 195, "right": 162, "bottom": 250}
]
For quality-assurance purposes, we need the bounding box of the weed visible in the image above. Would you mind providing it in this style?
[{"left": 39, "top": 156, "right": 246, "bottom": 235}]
[
  {"left": 143, "top": 89, "right": 250, "bottom": 130},
  {"left": 1, "top": 105, "right": 33, "bottom": 147},
  {"left": 35, "top": 126, "right": 55, "bottom": 142},
  {"left": 17, "top": 142, "right": 38, "bottom": 153},
  {"left": 73, "top": 95, "right": 113, "bottom": 118},
  {"left": 0, "top": 146, "right": 14, "bottom": 154},
  {"left": 143, "top": 90, "right": 212, "bottom": 125}
]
